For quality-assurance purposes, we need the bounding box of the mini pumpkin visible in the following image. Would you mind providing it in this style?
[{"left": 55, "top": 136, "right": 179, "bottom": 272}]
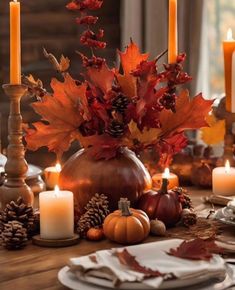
[
  {"left": 86, "top": 227, "right": 104, "bottom": 241},
  {"left": 103, "top": 198, "right": 150, "bottom": 244},
  {"left": 138, "top": 179, "right": 182, "bottom": 227}
]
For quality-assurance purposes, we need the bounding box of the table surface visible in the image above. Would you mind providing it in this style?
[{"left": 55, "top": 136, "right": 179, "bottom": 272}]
[{"left": 0, "top": 188, "right": 219, "bottom": 290}]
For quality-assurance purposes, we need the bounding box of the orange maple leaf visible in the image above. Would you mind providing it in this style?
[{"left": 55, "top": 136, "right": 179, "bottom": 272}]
[
  {"left": 117, "top": 41, "right": 149, "bottom": 97},
  {"left": 86, "top": 63, "right": 114, "bottom": 95},
  {"left": 160, "top": 90, "right": 214, "bottom": 137},
  {"left": 24, "top": 74, "right": 87, "bottom": 157}
]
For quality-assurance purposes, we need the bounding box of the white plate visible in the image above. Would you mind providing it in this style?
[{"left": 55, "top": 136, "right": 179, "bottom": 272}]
[{"left": 58, "top": 266, "right": 226, "bottom": 290}]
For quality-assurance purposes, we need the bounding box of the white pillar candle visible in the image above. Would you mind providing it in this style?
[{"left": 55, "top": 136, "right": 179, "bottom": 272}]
[
  {"left": 39, "top": 186, "right": 74, "bottom": 239},
  {"left": 212, "top": 160, "right": 235, "bottom": 196}
]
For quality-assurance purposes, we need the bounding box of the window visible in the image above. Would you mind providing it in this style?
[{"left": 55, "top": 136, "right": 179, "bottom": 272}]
[{"left": 207, "top": 0, "right": 235, "bottom": 98}]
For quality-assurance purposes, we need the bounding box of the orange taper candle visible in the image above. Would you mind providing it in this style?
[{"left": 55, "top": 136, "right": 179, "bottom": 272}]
[
  {"left": 168, "top": 0, "right": 178, "bottom": 64},
  {"left": 223, "top": 28, "right": 235, "bottom": 112},
  {"left": 10, "top": 0, "right": 21, "bottom": 84}
]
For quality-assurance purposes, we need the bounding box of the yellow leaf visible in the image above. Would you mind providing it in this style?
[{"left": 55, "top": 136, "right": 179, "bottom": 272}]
[
  {"left": 128, "top": 121, "right": 161, "bottom": 144},
  {"left": 200, "top": 114, "right": 225, "bottom": 145}
]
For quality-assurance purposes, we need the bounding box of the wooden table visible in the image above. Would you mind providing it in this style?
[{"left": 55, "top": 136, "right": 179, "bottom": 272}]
[{"left": 0, "top": 188, "right": 219, "bottom": 290}]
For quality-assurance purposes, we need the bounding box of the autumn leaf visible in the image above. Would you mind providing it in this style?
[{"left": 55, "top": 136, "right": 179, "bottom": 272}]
[
  {"left": 24, "top": 123, "right": 81, "bottom": 158},
  {"left": 128, "top": 121, "right": 161, "bottom": 144},
  {"left": 86, "top": 63, "right": 114, "bottom": 95},
  {"left": 24, "top": 74, "right": 43, "bottom": 88},
  {"left": 201, "top": 113, "right": 225, "bottom": 145},
  {"left": 24, "top": 74, "right": 87, "bottom": 157},
  {"left": 114, "top": 249, "right": 164, "bottom": 278},
  {"left": 160, "top": 90, "right": 214, "bottom": 137},
  {"left": 167, "top": 238, "right": 223, "bottom": 261},
  {"left": 81, "top": 134, "right": 121, "bottom": 160},
  {"left": 60, "top": 55, "right": 70, "bottom": 72},
  {"left": 117, "top": 41, "right": 149, "bottom": 97}
]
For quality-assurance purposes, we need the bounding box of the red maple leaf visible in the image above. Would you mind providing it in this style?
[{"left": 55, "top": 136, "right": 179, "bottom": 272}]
[
  {"left": 114, "top": 249, "right": 164, "bottom": 278},
  {"left": 168, "top": 238, "right": 223, "bottom": 261}
]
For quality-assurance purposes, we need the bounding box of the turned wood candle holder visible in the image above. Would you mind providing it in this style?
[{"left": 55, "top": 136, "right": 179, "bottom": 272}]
[{"left": 0, "top": 84, "right": 34, "bottom": 209}]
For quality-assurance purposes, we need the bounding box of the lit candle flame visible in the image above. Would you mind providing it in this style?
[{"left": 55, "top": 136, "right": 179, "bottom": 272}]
[
  {"left": 54, "top": 185, "right": 60, "bottom": 197},
  {"left": 163, "top": 168, "right": 170, "bottom": 179},
  {"left": 225, "top": 160, "right": 231, "bottom": 174},
  {"left": 55, "top": 163, "right": 61, "bottom": 172},
  {"left": 227, "top": 28, "right": 233, "bottom": 41}
]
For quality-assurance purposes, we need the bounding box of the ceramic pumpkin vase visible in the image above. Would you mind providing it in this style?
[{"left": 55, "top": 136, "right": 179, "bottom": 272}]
[{"left": 59, "top": 148, "right": 152, "bottom": 216}]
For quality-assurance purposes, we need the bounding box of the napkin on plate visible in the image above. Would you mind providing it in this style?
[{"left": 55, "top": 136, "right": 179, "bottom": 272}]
[{"left": 68, "top": 239, "right": 226, "bottom": 288}]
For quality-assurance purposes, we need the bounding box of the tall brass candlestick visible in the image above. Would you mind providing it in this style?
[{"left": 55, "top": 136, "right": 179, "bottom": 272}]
[{"left": 0, "top": 84, "right": 34, "bottom": 209}]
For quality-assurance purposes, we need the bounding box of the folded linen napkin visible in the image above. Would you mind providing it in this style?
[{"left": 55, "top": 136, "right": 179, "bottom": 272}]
[{"left": 69, "top": 239, "right": 226, "bottom": 289}]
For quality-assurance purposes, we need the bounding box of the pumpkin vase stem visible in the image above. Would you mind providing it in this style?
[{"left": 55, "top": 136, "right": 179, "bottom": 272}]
[
  {"left": 159, "top": 178, "right": 169, "bottom": 194},
  {"left": 118, "top": 198, "right": 132, "bottom": 216}
]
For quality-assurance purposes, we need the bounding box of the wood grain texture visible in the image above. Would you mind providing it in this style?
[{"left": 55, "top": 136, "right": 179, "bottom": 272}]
[{"left": 0, "top": 188, "right": 212, "bottom": 290}]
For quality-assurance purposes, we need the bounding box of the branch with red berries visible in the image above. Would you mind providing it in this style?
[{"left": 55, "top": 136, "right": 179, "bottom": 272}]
[{"left": 66, "top": 0, "right": 106, "bottom": 67}]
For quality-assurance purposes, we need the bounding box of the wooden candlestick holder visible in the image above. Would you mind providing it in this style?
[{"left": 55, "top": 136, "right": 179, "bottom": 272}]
[
  {"left": 0, "top": 84, "right": 34, "bottom": 209},
  {"left": 214, "top": 97, "right": 235, "bottom": 165}
]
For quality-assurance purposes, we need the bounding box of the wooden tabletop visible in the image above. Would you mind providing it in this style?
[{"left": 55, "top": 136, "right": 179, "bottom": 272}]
[{"left": 0, "top": 188, "right": 215, "bottom": 290}]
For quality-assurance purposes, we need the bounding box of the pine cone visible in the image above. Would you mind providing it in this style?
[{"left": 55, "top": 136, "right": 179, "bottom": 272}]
[
  {"left": 0, "top": 221, "right": 28, "bottom": 250},
  {"left": 173, "top": 187, "right": 193, "bottom": 209},
  {"left": 77, "top": 193, "right": 110, "bottom": 237},
  {"left": 111, "top": 94, "right": 130, "bottom": 113},
  {"left": 0, "top": 197, "right": 36, "bottom": 237},
  {"left": 107, "top": 120, "right": 125, "bottom": 138},
  {"left": 181, "top": 209, "right": 197, "bottom": 228}
]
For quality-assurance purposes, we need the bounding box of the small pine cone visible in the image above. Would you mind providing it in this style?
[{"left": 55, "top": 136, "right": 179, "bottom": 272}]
[
  {"left": 111, "top": 94, "right": 130, "bottom": 113},
  {"left": 0, "top": 221, "right": 28, "bottom": 250},
  {"left": 0, "top": 197, "right": 36, "bottom": 238},
  {"left": 77, "top": 194, "right": 110, "bottom": 237},
  {"left": 174, "top": 187, "right": 193, "bottom": 209},
  {"left": 107, "top": 120, "right": 125, "bottom": 138},
  {"left": 181, "top": 209, "right": 197, "bottom": 228}
]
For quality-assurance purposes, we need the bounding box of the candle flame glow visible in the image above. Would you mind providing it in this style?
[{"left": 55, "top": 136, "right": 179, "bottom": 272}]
[
  {"left": 227, "top": 28, "right": 233, "bottom": 41},
  {"left": 55, "top": 163, "right": 61, "bottom": 172},
  {"left": 225, "top": 160, "right": 231, "bottom": 174},
  {"left": 54, "top": 185, "right": 60, "bottom": 197},
  {"left": 163, "top": 168, "right": 170, "bottom": 179}
]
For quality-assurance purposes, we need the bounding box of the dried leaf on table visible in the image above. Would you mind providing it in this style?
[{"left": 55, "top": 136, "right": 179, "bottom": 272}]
[
  {"left": 117, "top": 41, "right": 149, "bottom": 97},
  {"left": 114, "top": 249, "right": 164, "bottom": 278},
  {"left": 160, "top": 90, "right": 214, "bottom": 137},
  {"left": 200, "top": 113, "right": 225, "bottom": 145},
  {"left": 24, "top": 74, "right": 87, "bottom": 157},
  {"left": 167, "top": 238, "right": 223, "bottom": 261}
]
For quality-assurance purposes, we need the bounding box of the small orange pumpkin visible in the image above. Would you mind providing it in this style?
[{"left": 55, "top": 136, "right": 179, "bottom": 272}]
[
  {"left": 86, "top": 227, "right": 104, "bottom": 241},
  {"left": 103, "top": 198, "right": 150, "bottom": 244}
]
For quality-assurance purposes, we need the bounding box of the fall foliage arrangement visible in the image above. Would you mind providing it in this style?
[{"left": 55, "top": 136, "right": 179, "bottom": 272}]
[{"left": 24, "top": 0, "right": 213, "bottom": 166}]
